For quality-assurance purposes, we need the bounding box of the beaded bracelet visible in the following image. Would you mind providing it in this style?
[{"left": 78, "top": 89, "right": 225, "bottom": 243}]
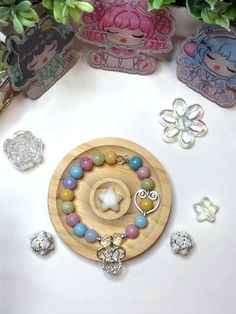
[{"left": 59, "top": 151, "right": 160, "bottom": 275}]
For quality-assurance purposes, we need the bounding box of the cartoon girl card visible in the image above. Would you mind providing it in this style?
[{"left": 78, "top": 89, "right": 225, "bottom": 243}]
[
  {"left": 4, "top": 15, "right": 77, "bottom": 99},
  {"left": 77, "top": 0, "right": 175, "bottom": 75},
  {"left": 177, "top": 24, "right": 236, "bottom": 108}
]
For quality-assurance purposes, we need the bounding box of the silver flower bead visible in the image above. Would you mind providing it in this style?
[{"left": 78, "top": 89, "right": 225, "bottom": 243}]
[
  {"left": 160, "top": 98, "right": 207, "bottom": 149},
  {"left": 3, "top": 131, "right": 43, "bottom": 171},
  {"left": 170, "top": 231, "right": 193, "bottom": 256},
  {"left": 31, "top": 231, "right": 54, "bottom": 255}
]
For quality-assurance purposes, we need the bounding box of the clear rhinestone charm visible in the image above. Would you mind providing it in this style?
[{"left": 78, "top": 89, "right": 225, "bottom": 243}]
[
  {"left": 3, "top": 131, "right": 43, "bottom": 171},
  {"left": 31, "top": 231, "right": 54, "bottom": 255},
  {"left": 170, "top": 231, "right": 193, "bottom": 256},
  {"left": 97, "top": 234, "right": 126, "bottom": 276}
]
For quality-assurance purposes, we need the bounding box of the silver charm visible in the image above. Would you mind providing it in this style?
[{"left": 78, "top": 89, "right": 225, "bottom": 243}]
[
  {"left": 97, "top": 234, "right": 126, "bottom": 276},
  {"left": 3, "top": 131, "right": 43, "bottom": 171},
  {"left": 31, "top": 231, "right": 54, "bottom": 255},
  {"left": 160, "top": 98, "right": 207, "bottom": 149},
  {"left": 193, "top": 197, "right": 219, "bottom": 222},
  {"left": 170, "top": 231, "right": 193, "bottom": 256},
  {"left": 134, "top": 189, "right": 160, "bottom": 215}
]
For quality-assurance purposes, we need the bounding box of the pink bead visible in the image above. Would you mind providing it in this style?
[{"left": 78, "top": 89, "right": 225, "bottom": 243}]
[
  {"left": 125, "top": 224, "right": 139, "bottom": 239},
  {"left": 66, "top": 213, "right": 80, "bottom": 227},
  {"left": 80, "top": 157, "right": 93, "bottom": 171},
  {"left": 137, "top": 166, "right": 151, "bottom": 180}
]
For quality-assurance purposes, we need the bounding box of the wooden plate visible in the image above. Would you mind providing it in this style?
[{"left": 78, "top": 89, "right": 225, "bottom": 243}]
[{"left": 48, "top": 138, "right": 171, "bottom": 261}]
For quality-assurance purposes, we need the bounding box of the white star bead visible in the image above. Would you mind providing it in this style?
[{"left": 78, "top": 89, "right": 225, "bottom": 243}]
[
  {"left": 193, "top": 197, "right": 219, "bottom": 222},
  {"left": 98, "top": 187, "right": 123, "bottom": 212}
]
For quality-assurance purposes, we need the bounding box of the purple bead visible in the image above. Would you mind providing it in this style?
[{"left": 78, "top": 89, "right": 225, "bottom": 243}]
[
  {"left": 137, "top": 166, "right": 151, "bottom": 180},
  {"left": 125, "top": 224, "right": 139, "bottom": 239},
  {"left": 63, "top": 176, "right": 77, "bottom": 189},
  {"left": 66, "top": 213, "right": 80, "bottom": 227},
  {"left": 80, "top": 157, "right": 93, "bottom": 171},
  {"left": 84, "top": 229, "right": 97, "bottom": 243}
]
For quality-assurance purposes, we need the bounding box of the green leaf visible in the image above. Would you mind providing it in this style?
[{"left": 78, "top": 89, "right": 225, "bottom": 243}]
[
  {"left": 10, "top": 11, "right": 24, "bottom": 34},
  {"left": 17, "top": 14, "right": 37, "bottom": 28},
  {"left": 66, "top": 0, "right": 76, "bottom": 8},
  {"left": 16, "top": 1, "right": 32, "bottom": 12},
  {"left": 215, "top": 14, "right": 230, "bottom": 29},
  {"left": 75, "top": 2, "right": 94, "bottom": 13},
  {"left": 0, "top": 7, "right": 10, "bottom": 19},
  {"left": 68, "top": 7, "right": 81, "bottom": 22},
  {"left": 17, "top": 8, "right": 38, "bottom": 20},
  {"left": 42, "top": 0, "right": 53, "bottom": 10},
  {"left": 53, "top": 0, "right": 65, "bottom": 23},
  {"left": 0, "top": 19, "right": 9, "bottom": 27},
  {"left": 205, "top": 0, "right": 217, "bottom": 10}
]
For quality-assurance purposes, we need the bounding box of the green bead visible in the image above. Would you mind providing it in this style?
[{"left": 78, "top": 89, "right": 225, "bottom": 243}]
[
  {"left": 92, "top": 152, "right": 105, "bottom": 166},
  {"left": 141, "top": 178, "right": 155, "bottom": 191},
  {"left": 61, "top": 201, "right": 75, "bottom": 214}
]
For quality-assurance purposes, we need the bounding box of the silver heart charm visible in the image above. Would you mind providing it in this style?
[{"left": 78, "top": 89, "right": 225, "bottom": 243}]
[{"left": 134, "top": 189, "right": 161, "bottom": 215}]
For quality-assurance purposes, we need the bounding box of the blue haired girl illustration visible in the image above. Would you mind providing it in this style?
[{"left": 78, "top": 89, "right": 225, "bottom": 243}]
[
  {"left": 4, "top": 15, "right": 76, "bottom": 99},
  {"left": 177, "top": 24, "right": 236, "bottom": 108}
]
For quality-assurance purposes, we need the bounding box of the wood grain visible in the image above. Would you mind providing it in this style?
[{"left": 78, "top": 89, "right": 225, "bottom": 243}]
[{"left": 48, "top": 138, "right": 172, "bottom": 261}]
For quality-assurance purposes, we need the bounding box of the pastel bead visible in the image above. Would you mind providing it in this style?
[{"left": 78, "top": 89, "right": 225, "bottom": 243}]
[
  {"left": 60, "top": 189, "right": 74, "bottom": 201},
  {"left": 84, "top": 229, "right": 97, "bottom": 243},
  {"left": 125, "top": 224, "right": 139, "bottom": 239},
  {"left": 135, "top": 215, "right": 148, "bottom": 228},
  {"left": 63, "top": 176, "right": 77, "bottom": 189},
  {"left": 105, "top": 151, "right": 117, "bottom": 165},
  {"left": 92, "top": 152, "right": 105, "bottom": 166},
  {"left": 61, "top": 201, "right": 75, "bottom": 214},
  {"left": 80, "top": 157, "right": 93, "bottom": 171},
  {"left": 73, "top": 223, "right": 87, "bottom": 237},
  {"left": 137, "top": 166, "right": 151, "bottom": 179},
  {"left": 140, "top": 199, "right": 153, "bottom": 211},
  {"left": 129, "top": 156, "right": 142, "bottom": 170},
  {"left": 66, "top": 213, "right": 80, "bottom": 227},
  {"left": 141, "top": 178, "right": 155, "bottom": 191},
  {"left": 69, "top": 166, "right": 84, "bottom": 179}
]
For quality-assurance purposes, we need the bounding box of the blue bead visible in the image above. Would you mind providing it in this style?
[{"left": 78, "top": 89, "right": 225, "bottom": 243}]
[
  {"left": 84, "top": 229, "right": 97, "bottom": 243},
  {"left": 129, "top": 156, "right": 143, "bottom": 170},
  {"left": 73, "top": 223, "right": 87, "bottom": 237},
  {"left": 134, "top": 215, "right": 148, "bottom": 229},
  {"left": 63, "top": 176, "right": 77, "bottom": 189},
  {"left": 69, "top": 166, "right": 84, "bottom": 179}
]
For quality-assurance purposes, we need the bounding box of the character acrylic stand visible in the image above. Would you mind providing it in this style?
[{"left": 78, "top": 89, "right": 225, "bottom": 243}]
[
  {"left": 177, "top": 24, "right": 236, "bottom": 108},
  {"left": 77, "top": 0, "right": 175, "bottom": 75},
  {"left": 4, "top": 15, "right": 77, "bottom": 99}
]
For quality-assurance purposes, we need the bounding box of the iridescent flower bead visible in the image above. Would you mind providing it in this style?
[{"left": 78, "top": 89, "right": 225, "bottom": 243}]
[
  {"left": 141, "top": 178, "right": 155, "bottom": 191},
  {"left": 137, "top": 166, "right": 150, "bottom": 179},
  {"left": 73, "top": 223, "right": 87, "bottom": 237},
  {"left": 66, "top": 213, "right": 80, "bottom": 227},
  {"left": 125, "top": 224, "right": 139, "bottom": 239},
  {"left": 80, "top": 157, "right": 93, "bottom": 171},
  {"left": 134, "top": 215, "right": 148, "bottom": 229},
  {"left": 63, "top": 176, "right": 77, "bottom": 189},
  {"left": 128, "top": 156, "right": 142, "bottom": 170},
  {"left": 84, "top": 229, "right": 97, "bottom": 243},
  {"left": 61, "top": 201, "right": 75, "bottom": 214},
  {"left": 92, "top": 152, "right": 105, "bottom": 166},
  {"left": 60, "top": 189, "right": 74, "bottom": 201}
]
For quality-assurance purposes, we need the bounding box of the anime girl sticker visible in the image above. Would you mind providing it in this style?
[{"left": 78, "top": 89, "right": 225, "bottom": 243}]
[
  {"left": 77, "top": 0, "right": 175, "bottom": 75},
  {"left": 177, "top": 24, "right": 236, "bottom": 108},
  {"left": 4, "top": 15, "right": 77, "bottom": 99}
]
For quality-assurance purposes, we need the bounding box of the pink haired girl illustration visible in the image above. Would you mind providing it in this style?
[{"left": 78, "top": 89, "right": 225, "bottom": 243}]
[{"left": 77, "top": 0, "right": 175, "bottom": 74}]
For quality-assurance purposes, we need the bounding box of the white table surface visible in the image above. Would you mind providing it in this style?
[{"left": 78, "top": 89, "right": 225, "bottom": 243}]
[{"left": 1, "top": 11, "right": 236, "bottom": 314}]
